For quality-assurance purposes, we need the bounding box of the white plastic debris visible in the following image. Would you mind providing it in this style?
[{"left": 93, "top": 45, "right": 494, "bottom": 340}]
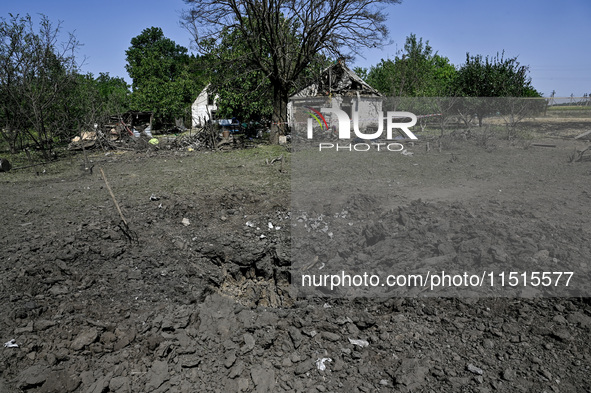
[
  {"left": 4, "top": 339, "right": 18, "bottom": 348},
  {"left": 268, "top": 222, "right": 274, "bottom": 229},
  {"left": 143, "top": 125, "right": 153, "bottom": 138},
  {"left": 246, "top": 221, "right": 255, "bottom": 228},
  {"left": 467, "top": 363, "right": 484, "bottom": 375},
  {"left": 316, "top": 357, "right": 332, "bottom": 371},
  {"left": 182, "top": 218, "right": 190, "bottom": 226},
  {"left": 149, "top": 194, "right": 160, "bottom": 201},
  {"left": 401, "top": 149, "right": 414, "bottom": 156},
  {"left": 348, "top": 338, "right": 370, "bottom": 348},
  {"left": 260, "top": 234, "right": 266, "bottom": 239}
]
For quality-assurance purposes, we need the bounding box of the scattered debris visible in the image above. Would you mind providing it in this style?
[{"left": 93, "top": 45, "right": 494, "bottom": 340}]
[
  {"left": 266, "top": 155, "right": 283, "bottom": 165},
  {"left": 348, "top": 338, "right": 370, "bottom": 348},
  {"left": 568, "top": 146, "right": 590, "bottom": 162},
  {"left": 2, "top": 131, "right": 591, "bottom": 392},
  {"left": 316, "top": 358, "right": 332, "bottom": 371},
  {"left": 467, "top": 363, "right": 484, "bottom": 375},
  {"left": 3, "top": 339, "right": 18, "bottom": 348},
  {"left": 574, "top": 129, "right": 591, "bottom": 140},
  {"left": 531, "top": 143, "right": 556, "bottom": 148}
]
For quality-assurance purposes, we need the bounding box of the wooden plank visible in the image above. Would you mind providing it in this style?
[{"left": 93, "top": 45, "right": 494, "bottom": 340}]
[{"left": 574, "top": 130, "right": 591, "bottom": 139}]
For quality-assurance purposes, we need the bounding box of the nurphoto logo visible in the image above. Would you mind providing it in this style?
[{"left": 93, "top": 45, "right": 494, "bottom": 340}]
[{"left": 305, "top": 103, "right": 419, "bottom": 152}]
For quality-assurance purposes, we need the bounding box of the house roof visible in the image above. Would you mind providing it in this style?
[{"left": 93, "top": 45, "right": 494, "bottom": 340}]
[{"left": 292, "top": 61, "right": 382, "bottom": 98}]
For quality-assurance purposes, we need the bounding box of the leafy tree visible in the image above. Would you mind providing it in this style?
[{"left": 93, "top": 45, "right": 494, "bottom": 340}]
[
  {"left": 455, "top": 51, "right": 541, "bottom": 126},
  {"left": 203, "top": 24, "right": 333, "bottom": 127},
  {"left": 182, "top": 0, "right": 401, "bottom": 144},
  {"left": 366, "top": 34, "right": 457, "bottom": 97},
  {"left": 125, "top": 27, "right": 202, "bottom": 126},
  {"left": 352, "top": 66, "right": 368, "bottom": 81},
  {"left": 0, "top": 13, "right": 80, "bottom": 157},
  {"left": 95, "top": 72, "right": 130, "bottom": 109},
  {"left": 200, "top": 26, "right": 273, "bottom": 124},
  {"left": 455, "top": 51, "right": 540, "bottom": 98},
  {"left": 365, "top": 58, "right": 396, "bottom": 94},
  {"left": 65, "top": 72, "right": 130, "bottom": 132},
  {"left": 210, "top": 74, "right": 272, "bottom": 124}
]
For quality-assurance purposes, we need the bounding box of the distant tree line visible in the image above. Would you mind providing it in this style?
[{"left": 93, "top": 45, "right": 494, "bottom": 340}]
[
  {"left": 358, "top": 34, "right": 541, "bottom": 99},
  {"left": 1, "top": 7, "right": 544, "bottom": 154},
  {"left": 354, "top": 34, "right": 543, "bottom": 128}
]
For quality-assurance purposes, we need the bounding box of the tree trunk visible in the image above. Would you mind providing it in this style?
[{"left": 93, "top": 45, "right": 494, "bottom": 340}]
[
  {"left": 271, "top": 80, "right": 289, "bottom": 145},
  {"left": 477, "top": 112, "right": 484, "bottom": 127},
  {"left": 0, "top": 126, "right": 18, "bottom": 154}
]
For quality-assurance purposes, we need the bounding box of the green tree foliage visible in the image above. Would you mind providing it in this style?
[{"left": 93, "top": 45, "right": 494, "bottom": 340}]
[
  {"left": 455, "top": 51, "right": 540, "bottom": 98},
  {"left": 182, "top": 0, "right": 401, "bottom": 144},
  {"left": 200, "top": 26, "right": 273, "bottom": 123},
  {"left": 66, "top": 73, "right": 130, "bottom": 132},
  {"left": 455, "top": 52, "right": 541, "bottom": 126},
  {"left": 352, "top": 67, "right": 369, "bottom": 81},
  {"left": 202, "top": 24, "right": 332, "bottom": 125},
  {"left": 0, "top": 13, "right": 80, "bottom": 157},
  {"left": 95, "top": 72, "right": 131, "bottom": 109},
  {"left": 125, "top": 27, "right": 203, "bottom": 126},
  {"left": 0, "top": 14, "right": 132, "bottom": 156},
  {"left": 366, "top": 34, "right": 457, "bottom": 97}
]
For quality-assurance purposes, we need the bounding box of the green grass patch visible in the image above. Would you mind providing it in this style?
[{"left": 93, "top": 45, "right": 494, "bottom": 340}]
[
  {"left": 546, "top": 105, "right": 591, "bottom": 118},
  {"left": 547, "top": 105, "right": 591, "bottom": 112},
  {"left": 0, "top": 145, "right": 291, "bottom": 193}
]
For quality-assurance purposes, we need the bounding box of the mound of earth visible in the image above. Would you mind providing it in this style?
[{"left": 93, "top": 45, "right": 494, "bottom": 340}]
[{"left": 0, "top": 136, "right": 590, "bottom": 392}]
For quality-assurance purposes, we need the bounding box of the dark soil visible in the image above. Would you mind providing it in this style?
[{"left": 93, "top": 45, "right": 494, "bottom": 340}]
[{"left": 1, "top": 129, "right": 591, "bottom": 392}]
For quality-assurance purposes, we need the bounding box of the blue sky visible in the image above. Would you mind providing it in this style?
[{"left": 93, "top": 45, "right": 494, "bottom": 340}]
[{"left": 1, "top": 0, "right": 589, "bottom": 97}]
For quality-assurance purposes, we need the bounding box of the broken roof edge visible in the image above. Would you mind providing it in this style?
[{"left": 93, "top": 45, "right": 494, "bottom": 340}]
[{"left": 291, "top": 60, "right": 382, "bottom": 99}]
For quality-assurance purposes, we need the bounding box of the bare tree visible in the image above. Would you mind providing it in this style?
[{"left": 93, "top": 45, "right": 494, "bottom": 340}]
[{"left": 182, "top": 0, "right": 400, "bottom": 144}]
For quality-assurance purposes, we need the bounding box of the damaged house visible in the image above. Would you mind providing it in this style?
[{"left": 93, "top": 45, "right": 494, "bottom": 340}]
[
  {"left": 288, "top": 60, "right": 383, "bottom": 134},
  {"left": 191, "top": 84, "right": 218, "bottom": 128},
  {"left": 190, "top": 61, "right": 382, "bottom": 134}
]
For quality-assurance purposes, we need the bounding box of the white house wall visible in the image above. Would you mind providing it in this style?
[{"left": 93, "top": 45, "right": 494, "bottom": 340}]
[{"left": 191, "top": 87, "right": 218, "bottom": 128}]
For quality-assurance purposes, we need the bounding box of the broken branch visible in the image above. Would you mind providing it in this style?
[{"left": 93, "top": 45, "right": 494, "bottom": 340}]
[{"left": 99, "top": 167, "right": 128, "bottom": 226}]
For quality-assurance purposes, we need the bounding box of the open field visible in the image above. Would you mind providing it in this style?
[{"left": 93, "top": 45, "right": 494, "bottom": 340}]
[{"left": 1, "top": 117, "right": 591, "bottom": 392}]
